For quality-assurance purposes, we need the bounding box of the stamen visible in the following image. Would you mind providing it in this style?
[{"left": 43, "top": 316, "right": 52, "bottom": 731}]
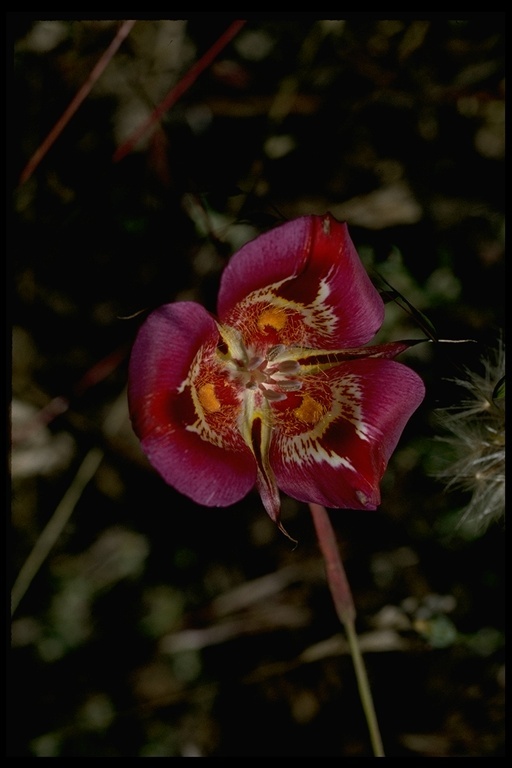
[
  {"left": 225, "top": 336, "right": 303, "bottom": 403},
  {"left": 276, "top": 360, "right": 301, "bottom": 374},
  {"left": 275, "top": 379, "right": 302, "bottom": 392},
  {"left": 247, "top": 355, "right": 265, "bottom": 370},
  {"left": 266, "top": 344, "right": 287, "bottom": 361},
  {"left": 261, "top": 388, "right": 288, "bottom": 402}
]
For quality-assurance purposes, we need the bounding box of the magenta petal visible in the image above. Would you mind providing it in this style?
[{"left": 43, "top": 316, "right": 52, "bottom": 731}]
[
  {"left": 271, "top": 358, "right": 425, "bottom": 510},
  {"left": 128, "top": 302, "right": 256, "bottom": 507},
  {"left": 217, "top": 214, "right": 385, "bottom": 348}
]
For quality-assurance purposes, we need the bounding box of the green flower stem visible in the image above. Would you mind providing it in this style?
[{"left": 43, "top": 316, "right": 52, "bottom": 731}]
[
  {"left": 11, "top": 447, "right": 105, "bottom": 616},
  {"left": 309, "top": 502, "right": 385, "bottom": 757}
]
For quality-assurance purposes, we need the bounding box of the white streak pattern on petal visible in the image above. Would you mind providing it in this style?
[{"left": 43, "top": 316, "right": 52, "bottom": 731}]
[
  {"left": 182, "top": 347, "right": 231, "bottom": 449},
  {"left": 277, "top": 373, "right": 373, "bottom": 469},
  {"left": 234, "top": 271, "right": 338, "bottom": 341}
]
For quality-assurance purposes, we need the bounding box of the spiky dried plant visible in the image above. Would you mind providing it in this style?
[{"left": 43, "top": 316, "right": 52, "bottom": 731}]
[{"left": 434, "top": 338, "right": 505, "bottom": 535}]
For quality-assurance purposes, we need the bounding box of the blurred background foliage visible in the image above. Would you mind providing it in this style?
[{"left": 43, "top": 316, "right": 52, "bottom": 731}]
[{"left": 10, "top": 15, "right": 504, "bottom": 757}]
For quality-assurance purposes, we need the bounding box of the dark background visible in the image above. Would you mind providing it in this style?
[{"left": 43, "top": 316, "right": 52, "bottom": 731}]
[{"left": 10, "top": 16, "right": 505, "bottom": 757}]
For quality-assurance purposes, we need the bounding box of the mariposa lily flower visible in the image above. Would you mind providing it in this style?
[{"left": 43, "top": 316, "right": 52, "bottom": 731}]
[{"left": 128, "top": 214, "right": 425, "bottom": 538}]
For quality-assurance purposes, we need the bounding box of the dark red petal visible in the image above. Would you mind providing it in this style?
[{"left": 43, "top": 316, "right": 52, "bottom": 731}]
[
  {"left": 270, "top": 358, "right": 425, "bottom": 510},
  {"left": 217, "top": 214, "right": 385, "bottom": 348},
  {"left": 128, "top": 302, "right": 256, "bottom": 507}
]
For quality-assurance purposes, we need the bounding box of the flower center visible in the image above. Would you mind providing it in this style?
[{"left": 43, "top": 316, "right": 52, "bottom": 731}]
[{"left": 229, "top": 343, "right": 303, "bottom": 403}]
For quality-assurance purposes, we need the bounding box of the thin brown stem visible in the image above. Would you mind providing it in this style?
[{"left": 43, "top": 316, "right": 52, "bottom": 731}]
[
  {"left": 11, "top": 392, "right": 128, "bottom": 616},
  {"left": 309, "top": 502, "right": 385, "bottom": 757},
  {"left": 18, "top": 20, "right": 137, "bottom": 186},
  {"left": 11, "top": 447, "right": 104, "bottom": 615},
  {"left": 112, "top": 20, "right": 247, "bottom": 163}
]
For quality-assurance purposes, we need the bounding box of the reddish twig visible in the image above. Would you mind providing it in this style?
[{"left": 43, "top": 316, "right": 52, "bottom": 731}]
[
  {"left": 309, "top": 502, "right": 355, "bottom": 624},
  {"left": 309, "top": 502, "right": 385, "bottom": 756},
  {"left": 18, "top": 20, "right": 137, "bottom": 187},
  {"left": 12, "top": 344, "right": 129, "bottom": 446},
  {"left": 112, "top": 19, "right": 247, "bottom": 163}
]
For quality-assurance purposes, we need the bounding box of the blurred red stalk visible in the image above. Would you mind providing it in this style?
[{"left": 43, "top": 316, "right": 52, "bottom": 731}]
[
  {"left": 12, "top": 344, "right": 129, "bottom": 445},
  {"left": 112, "top": 19, "right": 247, "bottom": 163},
  {"left": 309, "top": 502, "right": 356, "bottom": 625},
  {"left": 18, "top": 20, "right": 137, "bottom": 187}
]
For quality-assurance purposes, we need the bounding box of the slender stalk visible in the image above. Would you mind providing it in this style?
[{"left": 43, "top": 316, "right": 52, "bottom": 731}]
[
  {"left": 112, "top": 19, "right": 247, "bottom": 163},
  {"left": 11, "top": 389, "right": 128, "bottom": 616},
  {"left": 309, "top": 502, "right": 385, "bottom": 757},
  {"left": 11, "top": 447, "right": 104, "bottom": 616},
  {"left": 18, "top": 20, "right": 137, "bottom": 186}
]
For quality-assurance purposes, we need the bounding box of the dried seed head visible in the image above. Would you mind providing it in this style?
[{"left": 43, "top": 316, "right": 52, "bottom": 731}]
[{"left": 433, "top": 338, "right": 505, "bottom": 535}]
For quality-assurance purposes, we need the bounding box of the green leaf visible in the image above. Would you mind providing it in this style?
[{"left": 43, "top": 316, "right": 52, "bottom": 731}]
[{"left": 493, "top": 375, "right": 505, "bottom": 401}]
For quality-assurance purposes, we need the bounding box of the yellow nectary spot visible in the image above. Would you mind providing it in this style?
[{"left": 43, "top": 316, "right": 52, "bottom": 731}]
[
  {"left": 198, "top": 382, "right": 221, "bottom": 413},
  {"left": 294, "top": 394, "right": 324, "bottom": 425},
  {"left": 257, "top": 307, "right": 287, "bottom": 331}
]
